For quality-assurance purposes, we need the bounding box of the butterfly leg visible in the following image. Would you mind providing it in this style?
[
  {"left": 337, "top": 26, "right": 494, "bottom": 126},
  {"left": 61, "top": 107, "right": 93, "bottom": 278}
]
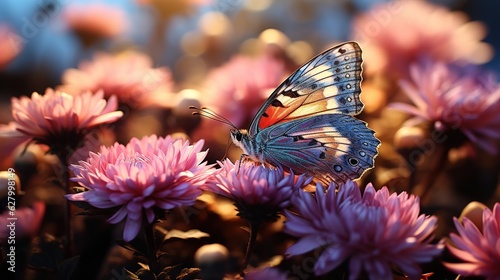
[{"left": 236, "top": 153, "right": 250, "bottom": 174}]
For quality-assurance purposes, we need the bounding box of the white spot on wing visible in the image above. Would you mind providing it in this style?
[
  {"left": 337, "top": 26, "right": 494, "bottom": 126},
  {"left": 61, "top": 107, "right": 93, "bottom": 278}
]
[
  {"left": 326, "top": 98, "right": 339, "bottom": 109},
  {"left": 323, "top": 86, "right": 338, "bottom": 98},
  {"left": 308, "top": 65, "right": 334, "bottom": 84},
  {"left": 323, "top": 86, "right": 339, "bottom": 109},
  {"left": 287, "top": 127, "right": 352, "bottom": 157}
]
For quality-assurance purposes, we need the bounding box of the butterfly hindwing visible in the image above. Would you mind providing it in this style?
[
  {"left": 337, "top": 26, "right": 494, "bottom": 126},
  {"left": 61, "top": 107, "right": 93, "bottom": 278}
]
[
  {"left": 249, "top": 41, "right": 363, "bottom": 135},
  {"left": 257, "top": 114, "right": 379, "bottom": 184}
]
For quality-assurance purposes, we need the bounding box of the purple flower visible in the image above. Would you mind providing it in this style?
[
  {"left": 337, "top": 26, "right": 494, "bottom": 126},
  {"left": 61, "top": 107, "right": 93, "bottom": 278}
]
[
  {"left": 390, "top": 60, "right": 500, "bottom": 153},
  {"left": 204, "top": 159, "right": 312, "bottom": 223},
  {"left": 66, "top": 135, "right": 212, "bottom": 241},
  {"left": 284, "top": 181, "right": 443, "bottom": 279},
  {"left": 444, "top": 203, "right": 500, "bottom": 279}
]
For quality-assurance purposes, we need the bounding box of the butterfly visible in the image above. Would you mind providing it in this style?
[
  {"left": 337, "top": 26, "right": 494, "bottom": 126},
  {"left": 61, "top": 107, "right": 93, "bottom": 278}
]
[{"left": 195, "top": 41, "right": 380, "bottom": 184}]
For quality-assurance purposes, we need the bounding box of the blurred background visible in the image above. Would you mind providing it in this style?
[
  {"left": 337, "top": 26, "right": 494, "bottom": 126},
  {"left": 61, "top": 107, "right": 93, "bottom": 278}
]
[
  {"left": 0, "top": 0, "right": 498, "bottom": 95},
  {"left": 1, "top": 1, "right": 500, "bottom": 278}
]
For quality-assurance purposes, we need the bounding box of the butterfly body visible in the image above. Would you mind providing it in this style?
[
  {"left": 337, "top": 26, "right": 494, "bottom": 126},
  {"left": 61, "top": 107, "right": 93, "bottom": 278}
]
[{"left": 230, "top": 42, "right": 380, "bottom": 184}]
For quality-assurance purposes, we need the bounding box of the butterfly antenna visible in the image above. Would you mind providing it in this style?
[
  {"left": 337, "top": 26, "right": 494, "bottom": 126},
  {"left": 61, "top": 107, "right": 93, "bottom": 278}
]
[
  {"left": 189, "top": 106, "right": 238, "bottom": 130},
  {"left": 219, "top": 135, "right": 233, "bottom": 160}
]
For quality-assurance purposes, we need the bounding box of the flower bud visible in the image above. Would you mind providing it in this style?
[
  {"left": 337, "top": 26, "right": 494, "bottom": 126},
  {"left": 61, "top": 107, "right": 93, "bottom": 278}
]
[
  {"left": 394, "top": 126, "right": 428, "bottom": 167},
  {"left": 195, "top": 243, "right": 230, "bottom": 280},
  {"left": 173, "top": 89, "right": 202, "bottom": 134},
  {"left": 459, "top": 201, "right": 488, "bottom": 232}
]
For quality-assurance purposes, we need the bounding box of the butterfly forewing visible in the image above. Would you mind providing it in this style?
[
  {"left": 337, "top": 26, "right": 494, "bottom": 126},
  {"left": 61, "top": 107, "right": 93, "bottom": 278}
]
[{"left": 249, "top": 42, "right": 363, "bottom": 135}]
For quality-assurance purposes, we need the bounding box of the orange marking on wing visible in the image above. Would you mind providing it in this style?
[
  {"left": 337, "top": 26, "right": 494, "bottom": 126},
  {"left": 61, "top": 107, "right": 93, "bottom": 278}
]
[
  {"left": 258, "top": 107, "right": 278, "bottom": 129},
  {"left": 258, "top": 100, "right": 301, "bottom": 129},
  {"left": 323, "top": 148, "right": 341, "bottom": 159},
  {"left": 259, "top": 91, "right": 336, "bottom": 129}
]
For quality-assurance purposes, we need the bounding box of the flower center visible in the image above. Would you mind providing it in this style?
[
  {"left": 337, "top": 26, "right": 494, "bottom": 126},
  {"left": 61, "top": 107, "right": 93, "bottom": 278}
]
[{"left": 123, "top": 154, "right": 152, "bottom": 168}]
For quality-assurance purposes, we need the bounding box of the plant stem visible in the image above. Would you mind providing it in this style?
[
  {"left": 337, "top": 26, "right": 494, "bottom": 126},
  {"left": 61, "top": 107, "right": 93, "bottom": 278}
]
[
  {"left": 240, "top": 221, "right": 260, "bottom": 276},
  {"left": 58, "top": 152, "right": 74, "bottom": 258},
  {"left": 415, "top": 144, "right": 449, "bottom": 203},
  {"left": 144, "top": 223, "right": 158, "bottom": 273}
]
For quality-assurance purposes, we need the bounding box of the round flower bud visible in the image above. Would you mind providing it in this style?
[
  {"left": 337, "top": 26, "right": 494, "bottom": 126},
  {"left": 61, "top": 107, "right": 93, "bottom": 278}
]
[
  {"left": 394, "top": 126, "right": 428, "bottom": 150},
  {"left": 173, "top": 89, "right": 202, "bottom": 134},
  {"left": 195, "top": 243, "right": 230, "bottom": 280},
  {"left": 459, "top": 201, "right": 488, "bottom": 232},
  {"left": 394, "top": 126, "right": 428, "bottom": 167}
]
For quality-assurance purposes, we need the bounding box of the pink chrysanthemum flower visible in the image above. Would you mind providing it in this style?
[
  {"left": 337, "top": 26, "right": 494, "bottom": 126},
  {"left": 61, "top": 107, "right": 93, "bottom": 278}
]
[
  {"left": 352, "top": 0, "right": 491, "bottom": 78},
  {"left": 58, "top": 51, "right": 174, "bottom": 108},
  {"left": 67, "top": 128, "right": 114, "bottom": 165},
  {"left": 193, "top": 55, "right": 285, "bottom": 153},
  {"left": 62, "top": 3, "right": 126, "bottom": 45},
  {"left": 444, "top": 203, "right": 500, "bottom": 279},
  {"left": 66, "top": 135, "right": 212, "bottom": 241},
  {"left": 284, "top": 181, "right": 443, "bottom": 279},
  {"left": 203, "top": 55, "right": 284, "bottom": 126},
  {"left": 0, "top": 202, "right": 45, "bottom": 244},
  {"left": 0, "top": 89, "right": 123, "bottom": 159},
  {"left": 197, "top": 55, "right": 285, "bottom": 128},
  {"left": 390, "top": 60, "right": 500, "bottom": 154},
  {"left": 204, "top": 160, "right": 312, "bottom": 223}
]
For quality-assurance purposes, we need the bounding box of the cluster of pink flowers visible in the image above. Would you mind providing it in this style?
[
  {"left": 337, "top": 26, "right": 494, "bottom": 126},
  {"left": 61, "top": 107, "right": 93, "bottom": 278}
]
[
  {"left": 352, "top": 0, "right": 491, "bottom": 78},
  {"left": 391, "top": 60, "right": 500, "bottom": 153},
  {"left": 284, "top": 181, "right": 443, "bottom": 279},
  {"left": 59, "top": 51, "right": 174, "bottom": 108},
  {"left": 67, "top": 135, "right": 212, "bottom": 241}
]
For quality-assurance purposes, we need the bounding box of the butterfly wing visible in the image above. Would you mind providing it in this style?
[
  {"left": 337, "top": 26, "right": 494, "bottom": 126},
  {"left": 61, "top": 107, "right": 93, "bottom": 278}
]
[
  {"left": 248, "top": 41, "right": 363, "bottom": 136},
  {"left": 256, "top": 114, "right": 380, "bottom": 183}
]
